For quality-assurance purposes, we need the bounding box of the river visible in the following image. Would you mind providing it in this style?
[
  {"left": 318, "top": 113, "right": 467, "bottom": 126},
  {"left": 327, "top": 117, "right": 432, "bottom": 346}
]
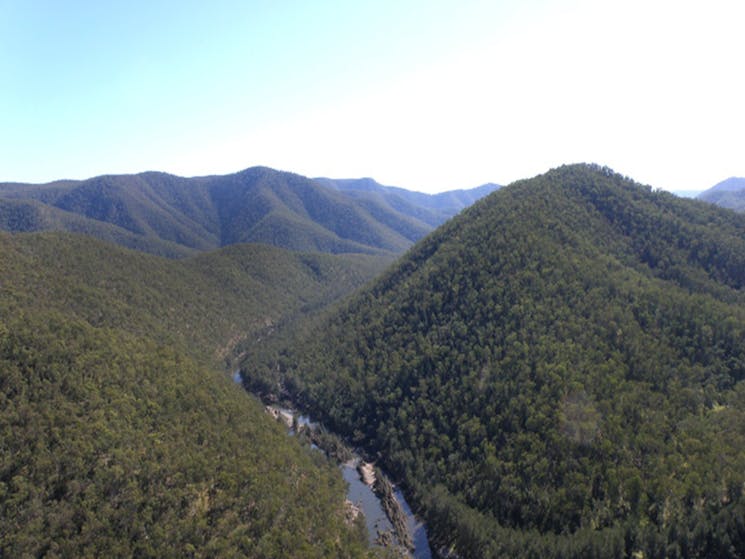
[{"left": 273, "top": 406, "right": 433, "bottom": 558}]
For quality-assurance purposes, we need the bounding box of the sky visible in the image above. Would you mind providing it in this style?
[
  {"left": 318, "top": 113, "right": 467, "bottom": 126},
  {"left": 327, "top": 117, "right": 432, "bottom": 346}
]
[{"left": 1, "top": 0, "right": 743, "bottom": 193}]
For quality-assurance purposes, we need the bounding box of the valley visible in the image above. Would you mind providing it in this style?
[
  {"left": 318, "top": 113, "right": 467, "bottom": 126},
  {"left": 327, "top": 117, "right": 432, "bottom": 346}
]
[
  {"left": 263, "top": 403, "right": 433, "bottom": 558},
  {"left": 2, "top": 163, "right": 745, "bottom": 558}
]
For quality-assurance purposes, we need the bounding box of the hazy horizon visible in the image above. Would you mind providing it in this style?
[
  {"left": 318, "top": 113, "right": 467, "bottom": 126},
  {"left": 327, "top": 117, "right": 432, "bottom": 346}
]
[{"left": 2, "top": 0, "right": 742, "bottom": 193}]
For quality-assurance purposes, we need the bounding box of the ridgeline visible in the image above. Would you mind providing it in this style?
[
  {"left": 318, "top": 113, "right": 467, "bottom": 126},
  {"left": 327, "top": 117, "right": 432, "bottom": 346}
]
[{"left": 0, "top": 167, "right": 497, "bottom": 258}]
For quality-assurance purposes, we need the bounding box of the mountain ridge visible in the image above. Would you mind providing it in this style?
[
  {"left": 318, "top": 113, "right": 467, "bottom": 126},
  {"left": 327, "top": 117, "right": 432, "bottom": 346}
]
[
  {"left": 0, "top": 167, "right": 498, "bottom": 257},
  {"left": 698, "top": 177, "right": 745, "bottom": 212},
  {"left": 315, "top": 176, "right": 500, "bottom": 228}
]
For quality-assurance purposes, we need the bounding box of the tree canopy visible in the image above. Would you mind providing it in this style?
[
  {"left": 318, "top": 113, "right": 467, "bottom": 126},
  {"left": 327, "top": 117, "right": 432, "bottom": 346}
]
[
  {"left": 250, "top": 164, "right": 745, "bottom": 558},
  {"left": 0, "top": 231, "right": 386, "bottom": 557}
]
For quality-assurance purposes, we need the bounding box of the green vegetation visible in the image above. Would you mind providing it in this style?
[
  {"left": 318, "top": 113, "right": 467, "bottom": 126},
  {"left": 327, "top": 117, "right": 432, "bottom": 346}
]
[
  {"left": 0, "top": 167, "right": 496, "bottom": 258},
  {"left": 253, "top": 164, "right": 745, "bottom": 558},
  {"left": 7, "top": 162, "right": 745, "bottom": 557},
  {"left": 0, "top": 312, "right": 368, "bottom": 558},
  {"left": 303, "top": 427, "right": 355, "bottom": 464},
  {"left": 1, "top": 232, "right": 390, "bottom": 367},
  {"left": 0, "top": 231, "right": 389, "bottom": 557},
  {"left": 0, "top": 197, "right": 195, "bottom": 257}
]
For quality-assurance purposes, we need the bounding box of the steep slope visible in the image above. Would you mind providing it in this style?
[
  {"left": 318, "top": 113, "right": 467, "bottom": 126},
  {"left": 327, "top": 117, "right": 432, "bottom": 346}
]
[
  {"left": 698, "top": 177, "right": 745, "bottom": 211},
  {"left": 0, "top": 312, "right": 369, "bottom": 558},
  {"left": 0, "top": 197, "right": 196, "bottom": 257},
  {"left": 254, "top": 164, "right": 745, "bottom": 558},
  {"left": 0, "top": 232, "right": 388, "bottom": 557},
  {"left": 0, "top": 167, "right": 496, "bottom": 257}
]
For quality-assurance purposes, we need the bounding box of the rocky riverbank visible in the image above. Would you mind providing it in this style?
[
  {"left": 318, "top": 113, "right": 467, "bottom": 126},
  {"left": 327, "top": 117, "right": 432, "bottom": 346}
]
[{"left": 264, "top": 404, "right": 427, "bottom": 557}]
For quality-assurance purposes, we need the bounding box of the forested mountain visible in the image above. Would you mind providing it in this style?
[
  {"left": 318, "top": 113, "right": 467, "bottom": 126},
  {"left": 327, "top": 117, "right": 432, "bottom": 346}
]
[
  {"left": 0, "top": 195, "right": 197, "bottom": 258},
  {"left": 0, "top": 167, "right": 496, "bottom": 258},
  {"left": 315, "top": 177, "right": 500, "bottom": 228},
  {"left": 0, "top": 231, "right": 389, "bottom": 557},
  {"left": 698, "top": 177, "right": 745, "bottom": 212},
  {"left": 246, "top": 164, "right": 745, "bottom": 558}
]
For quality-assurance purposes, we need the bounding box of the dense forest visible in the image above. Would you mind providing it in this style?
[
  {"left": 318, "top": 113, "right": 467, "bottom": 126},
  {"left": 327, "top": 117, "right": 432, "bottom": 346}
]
[
  {"left": 0, "top": 232, "right": 390, "bottom": 557},
  {"left": 243, "top": 164, "right": 745, "bottom": 558},
  {"left": 0, "top": 232, "right": 390, "bottom": 367},
  {"left": 0, "top": 167, "right": 496, "bottom": 258},
  {"left": 5, "top": 163, "right": 745, "bottom": 557}
]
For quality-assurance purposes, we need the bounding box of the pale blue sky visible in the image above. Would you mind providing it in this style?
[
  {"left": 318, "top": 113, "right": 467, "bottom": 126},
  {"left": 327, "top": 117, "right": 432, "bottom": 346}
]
[{"left": 1, "top": 0, "right": 742, "bottom": 192}]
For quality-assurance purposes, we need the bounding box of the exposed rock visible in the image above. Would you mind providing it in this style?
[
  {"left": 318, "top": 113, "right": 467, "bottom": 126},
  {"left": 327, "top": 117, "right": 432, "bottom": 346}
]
[{"left": 357, "top": 461, "right": 376, "bottom": 486}]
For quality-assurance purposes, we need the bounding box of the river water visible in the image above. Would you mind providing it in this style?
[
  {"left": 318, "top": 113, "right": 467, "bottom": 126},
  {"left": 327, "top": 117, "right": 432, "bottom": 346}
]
[
  {"left": 232, "top": 361, "right": 435, "bottom": 558},
  {"left": 275, "top": 406, "right": 433, "bottom": 558}
]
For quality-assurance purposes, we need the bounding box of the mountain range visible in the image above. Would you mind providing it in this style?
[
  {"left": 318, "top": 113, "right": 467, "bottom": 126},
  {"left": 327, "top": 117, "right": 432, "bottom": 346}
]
[
  {"left": 3, "top": 161, "right": 745, "bottom": 558},
  {"left": 0, "top": 168, "right": 499, "bottom": 258}
]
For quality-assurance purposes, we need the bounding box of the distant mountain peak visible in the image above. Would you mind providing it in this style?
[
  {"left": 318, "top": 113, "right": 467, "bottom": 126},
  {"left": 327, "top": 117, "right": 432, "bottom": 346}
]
[
  {"left": 707, "top": 176, "right": 745, "bottom": 193},
  {"left": 698, "top": 176, "right": 745, "bottom": 212}
]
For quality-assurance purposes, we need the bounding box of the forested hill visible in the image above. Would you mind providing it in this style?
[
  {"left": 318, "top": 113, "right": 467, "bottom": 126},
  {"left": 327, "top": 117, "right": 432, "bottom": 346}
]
[
  {"left": 1, "top": 231, "right": 390, "bottom": 367},
  {"left": 0, "top": 167, "right": 495, "bottom": 257},
  {"left": 0, "top": 231, "right": 388, "bottom": 557},
  {"left": 698, "top": 177, "right": 745, "bottom": 212},
  {"left": 260, "top": 164, "right": 745, "bottom": 558}
]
